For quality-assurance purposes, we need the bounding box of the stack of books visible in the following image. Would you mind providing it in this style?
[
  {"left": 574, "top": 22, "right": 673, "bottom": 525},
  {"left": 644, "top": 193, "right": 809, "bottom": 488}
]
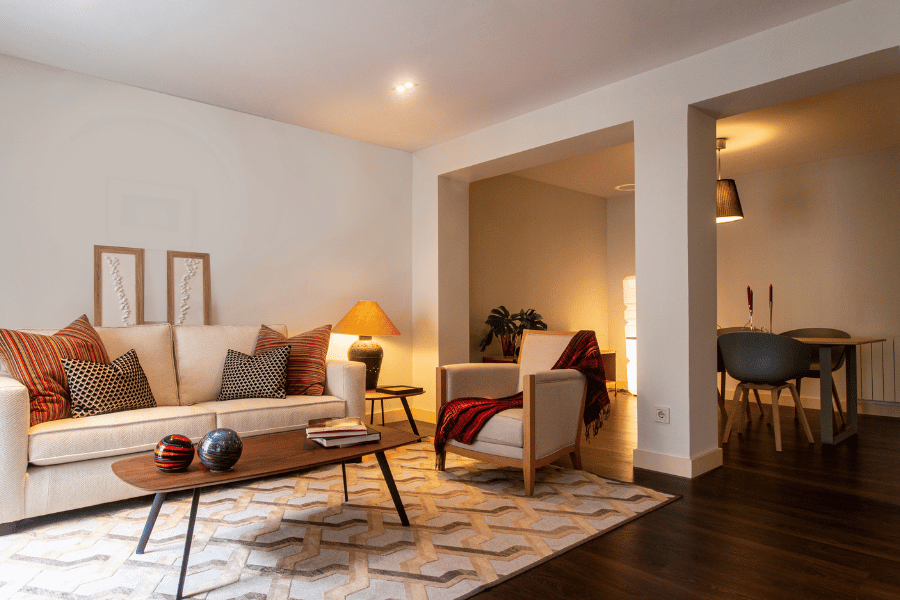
[{"left": 306, "top": 417, "right": 381, "bottom": 447}]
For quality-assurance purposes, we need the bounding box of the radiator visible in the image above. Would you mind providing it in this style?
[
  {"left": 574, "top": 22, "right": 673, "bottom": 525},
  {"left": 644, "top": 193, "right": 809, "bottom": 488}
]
[{"left": 858, "top": 337, "right": 897, "bottom": 404}]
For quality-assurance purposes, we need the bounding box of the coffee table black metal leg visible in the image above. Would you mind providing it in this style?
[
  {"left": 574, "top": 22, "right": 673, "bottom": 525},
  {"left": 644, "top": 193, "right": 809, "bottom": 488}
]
[
  {"left": 374, "top": 450, "right": 409, "bottom": 526},
  {"left": 176, "top": 488, "right": 201, "bottom": 600},
  {"left": 136, "top": 492, "right": 167, "bottom": 554},
  {"left": 399, "top": 397, "right": 419, "bottom": 436},
  {"left": 370, "top": 399, "right": 375, "bottom": 425},
  {"left": 341, "top": 461, "right": 348, "bottom": 501},
  {"left": 380, "top": 399, "right": 385, "bottom": 425}
]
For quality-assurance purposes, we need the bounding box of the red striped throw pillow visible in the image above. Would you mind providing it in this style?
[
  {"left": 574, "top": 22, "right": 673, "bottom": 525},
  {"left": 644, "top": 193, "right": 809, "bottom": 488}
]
[
  {"left": 0, "top": 315, "right": 110, "bottom": 426},
  {"left": 254, "top": 324, "right": 331, "bottom": 396}
]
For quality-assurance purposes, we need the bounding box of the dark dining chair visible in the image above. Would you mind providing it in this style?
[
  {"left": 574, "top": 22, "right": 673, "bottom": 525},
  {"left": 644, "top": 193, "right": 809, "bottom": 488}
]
[
  {"left": 717, "top": 327, "right": 763, "bottom": 421},
  {"left": 719, "top": 332, "right": 815, "bottom": 451},
  {"left": 779, "top": 328, "right": 850, "bottom": 426}
]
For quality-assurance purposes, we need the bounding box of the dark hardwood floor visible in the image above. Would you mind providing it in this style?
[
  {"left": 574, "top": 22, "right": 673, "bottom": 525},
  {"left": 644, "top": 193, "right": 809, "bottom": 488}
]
[{"left": 401, "top": 392, "right": 900, "bottom": 600}]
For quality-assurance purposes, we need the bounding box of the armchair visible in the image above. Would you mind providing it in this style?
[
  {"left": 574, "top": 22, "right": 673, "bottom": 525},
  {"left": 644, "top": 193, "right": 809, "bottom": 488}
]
[{"left": 435, "top": 330, "right": 587, "bottom": 495}]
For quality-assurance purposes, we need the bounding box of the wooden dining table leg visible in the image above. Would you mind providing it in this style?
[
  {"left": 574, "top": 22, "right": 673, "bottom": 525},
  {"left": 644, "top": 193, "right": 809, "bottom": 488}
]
[{"left": 819, "top": 346, "right": 835, "bottom": 444}]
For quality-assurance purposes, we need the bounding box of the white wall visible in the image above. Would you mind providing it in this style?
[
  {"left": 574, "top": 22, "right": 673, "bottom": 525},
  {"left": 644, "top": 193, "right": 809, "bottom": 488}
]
[
  {"left": 468, "top": 175, "right": 608, "bottom": 362},
  {"left": 718, "top": 147, "right": 900, "bottom": 405},
  {"left": 413, "top": 0, "right": 900, "bottom": 477},
  {"left": 606, "top": 194, "right": 635, "bottom": 386},
  {"left": 0, "top": 54, "right": 414, "bottom": 385}
]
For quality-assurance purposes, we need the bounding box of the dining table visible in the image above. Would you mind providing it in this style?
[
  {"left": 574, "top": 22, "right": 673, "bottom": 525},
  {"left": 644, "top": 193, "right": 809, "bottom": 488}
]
[{"left": 788, "top": 336, "right": 885, "bottom": 445}]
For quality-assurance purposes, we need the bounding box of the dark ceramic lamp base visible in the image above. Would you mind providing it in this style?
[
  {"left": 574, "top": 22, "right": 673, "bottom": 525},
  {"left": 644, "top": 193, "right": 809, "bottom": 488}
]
[{"left": 348, "top": 336, "right": 383, "bottom": 390}]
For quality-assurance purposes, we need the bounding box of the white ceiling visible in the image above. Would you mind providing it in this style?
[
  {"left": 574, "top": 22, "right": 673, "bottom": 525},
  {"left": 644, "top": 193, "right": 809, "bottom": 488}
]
[
  {"left": 0, "top": 0, "right": 851, "bottom": 153},
  {"left": 513, "top": 73, "right": 900, "bottom": 198}
]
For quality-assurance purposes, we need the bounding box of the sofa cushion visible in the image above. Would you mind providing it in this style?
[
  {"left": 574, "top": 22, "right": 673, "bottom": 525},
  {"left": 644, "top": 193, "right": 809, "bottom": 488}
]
[
  {"left": 97, "top": 324, "right": 179, "bottom": 406},
  {"left": 217, "top": 346, "right": 290, "bottom": 401},
  {"left": 12, "top": 323, "right": 180, "bottom": 408},
  {"left": 0, "top": 315, "right": 110, "bottom": 426},
  {"left": 254, "top": 324, "right": 331, "bottom": 396},
  {"left": 63, "top": 349, "right": 156, "bottom": 418},
  {"left": 194, "top": 395, "right": 346, "bottom": 438},
  {"left": 173, "top": 324, "right": 287, "bottom": 405},
  {"left": 28, "top": 405, "right": 216, "bottom": 466}
]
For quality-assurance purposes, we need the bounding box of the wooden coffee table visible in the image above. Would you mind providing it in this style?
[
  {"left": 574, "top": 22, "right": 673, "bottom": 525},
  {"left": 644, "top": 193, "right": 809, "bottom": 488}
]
[{"left": 112, "top": 425, "right": 420, "bottom": 600}]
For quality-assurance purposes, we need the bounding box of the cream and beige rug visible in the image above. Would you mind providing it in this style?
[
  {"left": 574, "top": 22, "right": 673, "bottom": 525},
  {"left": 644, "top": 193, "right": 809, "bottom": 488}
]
[{"left": 0, "top": 440, "right": 675, "bottom": 600}]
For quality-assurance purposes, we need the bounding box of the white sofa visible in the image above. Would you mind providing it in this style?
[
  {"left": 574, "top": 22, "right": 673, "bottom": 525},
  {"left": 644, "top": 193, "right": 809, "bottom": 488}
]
[{"left": 0, "top": 323, "right": 365, "bottom": 532}]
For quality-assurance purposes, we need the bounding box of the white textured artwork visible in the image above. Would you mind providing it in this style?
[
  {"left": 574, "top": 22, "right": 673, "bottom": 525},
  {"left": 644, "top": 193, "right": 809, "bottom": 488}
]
[
  {"left": 177, "top": 258, "right": 200, "bottom": 325},
  {"left": 105, "top": 256, "right": 132, "bottom": 326},
  {"left": 99, "top": 251, "right": 139, "bottom": 327},
  {"left": 169, "top": 254, "right": 207, "bottom": 326}
]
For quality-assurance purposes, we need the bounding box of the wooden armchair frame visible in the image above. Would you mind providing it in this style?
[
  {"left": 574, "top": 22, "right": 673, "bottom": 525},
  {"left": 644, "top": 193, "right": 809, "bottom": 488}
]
[{"left": 435, "top": 330, "right": 588, "bottom": 496}]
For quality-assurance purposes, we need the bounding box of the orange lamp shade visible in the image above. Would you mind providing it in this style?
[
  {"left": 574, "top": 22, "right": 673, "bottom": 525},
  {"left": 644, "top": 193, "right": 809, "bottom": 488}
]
[{"left": 332, "top": 301, "right": 400, "bottom": 337}]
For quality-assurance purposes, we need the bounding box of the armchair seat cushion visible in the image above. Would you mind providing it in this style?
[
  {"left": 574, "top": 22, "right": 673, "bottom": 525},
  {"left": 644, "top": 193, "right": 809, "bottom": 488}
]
[
  {"left": 466, "top": 408, "right": 523, "bottom": 447},
  {"left": 446, "top": 408, "right": 523, "bottom": 460}
]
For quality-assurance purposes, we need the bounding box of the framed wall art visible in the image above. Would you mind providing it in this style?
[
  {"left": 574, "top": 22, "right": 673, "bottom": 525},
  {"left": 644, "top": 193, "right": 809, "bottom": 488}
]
[
  {"left": 94, "top": 245, "right": 144, "bottom": 327},
  {"left": 167, "top": 250, "right": 211, "bottom": 326}
]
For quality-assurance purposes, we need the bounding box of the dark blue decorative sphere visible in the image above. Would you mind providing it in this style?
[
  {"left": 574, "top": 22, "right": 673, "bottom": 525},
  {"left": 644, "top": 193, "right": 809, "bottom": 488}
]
[
  {"left": 154, "top": 434, "right": 195, "bottom": 472},
  {"left": 198, "top": 428, "right": 243, "bottom": 472}
]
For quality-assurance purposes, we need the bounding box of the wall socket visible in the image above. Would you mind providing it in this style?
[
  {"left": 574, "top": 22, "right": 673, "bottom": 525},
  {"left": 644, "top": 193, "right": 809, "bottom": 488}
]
[{"left": 654, "top": 406, "right": 670, "bottom": 424}]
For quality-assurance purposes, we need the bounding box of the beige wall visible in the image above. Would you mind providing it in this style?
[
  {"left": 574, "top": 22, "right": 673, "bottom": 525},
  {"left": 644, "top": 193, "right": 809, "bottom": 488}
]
[
  {"left": 718, "top": 147, "right": 900, "bottom": 405},
  {"left": 468, "top": 175, "right": 608, "bottom": 362},
  {"left": 606, "top": 194, "right": 636, "bottom": 387},
  {"left": 606, "top": 149, "right": 900, "bottom": 405},
  {"left": 0, "top": 54, "right": 415, "bottom": 387}
]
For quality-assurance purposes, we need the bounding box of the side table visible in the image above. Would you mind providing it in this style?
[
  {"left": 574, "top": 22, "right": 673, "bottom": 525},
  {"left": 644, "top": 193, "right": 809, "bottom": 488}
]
[{"left": 366, "top": 388, "right": 423, "bottom": 435}]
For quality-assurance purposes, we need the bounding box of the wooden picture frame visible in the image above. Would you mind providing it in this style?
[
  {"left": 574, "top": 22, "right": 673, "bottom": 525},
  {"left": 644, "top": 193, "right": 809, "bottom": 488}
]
[
  {"left": 167, "top": 251, "right": 211, "bottom": 326},
  {"left": 94, "top": 245, "right": 144, "bottom": 327}
]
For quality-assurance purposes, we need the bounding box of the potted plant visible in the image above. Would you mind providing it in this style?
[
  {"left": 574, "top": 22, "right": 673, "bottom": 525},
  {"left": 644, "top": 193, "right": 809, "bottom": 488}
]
[{"left": 478, "top": 306, "right": 548, "bottom": 357}]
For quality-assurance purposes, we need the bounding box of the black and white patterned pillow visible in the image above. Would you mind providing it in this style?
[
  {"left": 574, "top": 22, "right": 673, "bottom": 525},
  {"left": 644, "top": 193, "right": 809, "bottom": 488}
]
[
  {"left": 217, "top": 346, "right": 290, "bottom": 401},
  {"left": 63, "top": 349, "right": 156, "bottom": 418}
]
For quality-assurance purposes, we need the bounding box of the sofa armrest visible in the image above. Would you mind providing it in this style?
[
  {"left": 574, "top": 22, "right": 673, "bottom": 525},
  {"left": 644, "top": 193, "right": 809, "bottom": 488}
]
[
  {"left": 0, "top": 375, "right": 29, "bottom": 525},
  {"left": 437, "top": 363, "right": 520, "bottom": 413},
  {"left": 528, "top": 369, "right": 587, "bottom": 460},
  {"left": 324, "top": 360, "right": 366, "bottom": 420}
]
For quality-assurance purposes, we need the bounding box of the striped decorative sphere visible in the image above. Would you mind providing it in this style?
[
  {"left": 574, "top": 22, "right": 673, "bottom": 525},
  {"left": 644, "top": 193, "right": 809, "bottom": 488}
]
[
  {"left": 153, "top": 434, "right": 195, "bottom": 472},
  {"left": 198, "top": 428, "right": 243, "bottom": 472}
]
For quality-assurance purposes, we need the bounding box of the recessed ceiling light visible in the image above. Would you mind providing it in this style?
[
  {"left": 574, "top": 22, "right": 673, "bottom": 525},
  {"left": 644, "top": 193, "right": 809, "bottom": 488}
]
[
  {"left": 393, "top": 81, "right": 418, "bottom": 93},
  {"left": 615, "top": 183, "right": 635, "bottom": 191}
]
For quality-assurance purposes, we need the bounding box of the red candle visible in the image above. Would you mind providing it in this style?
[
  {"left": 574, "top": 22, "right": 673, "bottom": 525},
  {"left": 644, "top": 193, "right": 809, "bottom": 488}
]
[
  {"left": 747, "top": 286, "right": 753, "bottom": 312},
  {"left": 769, "top": 284, "right": 773, "bottom": 303}
]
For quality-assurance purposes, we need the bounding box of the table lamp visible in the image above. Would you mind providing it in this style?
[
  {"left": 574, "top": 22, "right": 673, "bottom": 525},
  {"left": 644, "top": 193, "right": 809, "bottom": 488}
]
[{"left": 332, "top": 301, "right": 400, "bottom": 389}]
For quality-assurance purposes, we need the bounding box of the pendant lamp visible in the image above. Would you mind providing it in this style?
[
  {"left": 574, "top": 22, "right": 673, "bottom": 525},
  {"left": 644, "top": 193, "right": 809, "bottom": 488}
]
[{"left": 716, "top": 138, "right": 743, "bottom": 223}]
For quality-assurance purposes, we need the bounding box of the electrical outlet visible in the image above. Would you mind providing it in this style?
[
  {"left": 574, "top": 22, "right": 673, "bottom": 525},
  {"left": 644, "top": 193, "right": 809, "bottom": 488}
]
[{"left": 654, "top": 406, "right": 670, "bottom": 424}]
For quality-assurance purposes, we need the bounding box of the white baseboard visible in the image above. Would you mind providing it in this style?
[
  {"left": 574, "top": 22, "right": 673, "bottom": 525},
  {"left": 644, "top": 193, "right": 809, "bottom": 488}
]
[
  {"left": 632, "top": 447, "right": 722, "bottom": 478},
  {"left": 723, "top": 388, "right": 900, "bottom": 418}
]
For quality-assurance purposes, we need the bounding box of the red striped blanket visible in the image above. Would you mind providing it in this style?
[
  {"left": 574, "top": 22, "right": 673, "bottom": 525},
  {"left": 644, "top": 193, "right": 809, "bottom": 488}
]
[{"left": 434, "top": 330, "right": 610, "bottom": 453}]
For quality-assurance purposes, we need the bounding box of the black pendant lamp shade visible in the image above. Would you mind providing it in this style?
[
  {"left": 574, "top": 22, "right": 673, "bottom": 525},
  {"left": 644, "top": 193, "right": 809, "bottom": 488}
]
[{"left": 716, "top": 138, "right": 744, "bottom": 223}]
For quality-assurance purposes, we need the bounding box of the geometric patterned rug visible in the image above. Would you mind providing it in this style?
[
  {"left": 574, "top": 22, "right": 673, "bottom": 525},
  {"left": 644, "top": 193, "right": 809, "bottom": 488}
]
[{"left": 0, "top": 440, "right": 676, "bottom": 600}]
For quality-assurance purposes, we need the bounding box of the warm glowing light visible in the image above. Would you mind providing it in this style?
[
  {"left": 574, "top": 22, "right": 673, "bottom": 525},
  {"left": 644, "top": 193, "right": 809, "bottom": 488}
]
[
  {"left": 716, "top": 215, "right": 743, "bottom": 223},
  {"left": 393, "top": 81, "right": 418, "bottom": 93},
  {"left": 623, "top": 276, "right": 637, "bottom": 395},
  {"left": 614, "top": 183, "right": 635, "bottom": 192}
]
